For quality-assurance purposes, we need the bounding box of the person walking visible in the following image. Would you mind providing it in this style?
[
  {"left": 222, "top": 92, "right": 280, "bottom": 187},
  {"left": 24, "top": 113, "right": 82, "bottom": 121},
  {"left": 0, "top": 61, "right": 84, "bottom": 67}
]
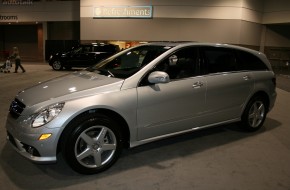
[{"left": 11, "top": 47, "right": 25, "bottom": 73}]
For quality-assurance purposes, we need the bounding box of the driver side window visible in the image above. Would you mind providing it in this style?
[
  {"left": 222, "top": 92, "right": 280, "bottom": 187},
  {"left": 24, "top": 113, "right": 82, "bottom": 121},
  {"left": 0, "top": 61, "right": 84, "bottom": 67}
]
[
  {"left": 139, "top": 47, "right": 199, "bottom": 86},
  {"left": 155, "top": 47, "right": 198, "bottom": 80}
]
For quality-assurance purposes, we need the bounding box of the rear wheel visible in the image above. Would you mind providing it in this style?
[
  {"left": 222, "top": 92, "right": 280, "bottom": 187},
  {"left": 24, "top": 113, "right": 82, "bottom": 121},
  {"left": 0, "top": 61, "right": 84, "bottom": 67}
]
[
  {"left": 52, "top": 60, "right": 63, "bottom": 70},
  {"left": 62, "top": 113, "right": 123, "bottom": 174},
  {"left": 241, "top": 96, "right": 267, "bottom": 131}
]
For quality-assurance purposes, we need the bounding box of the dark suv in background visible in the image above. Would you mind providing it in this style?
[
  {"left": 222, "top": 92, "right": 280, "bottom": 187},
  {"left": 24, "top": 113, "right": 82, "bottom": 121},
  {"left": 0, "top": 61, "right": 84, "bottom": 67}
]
[{"left": 48, "top": 43, "right": 120, "bottom": 70}]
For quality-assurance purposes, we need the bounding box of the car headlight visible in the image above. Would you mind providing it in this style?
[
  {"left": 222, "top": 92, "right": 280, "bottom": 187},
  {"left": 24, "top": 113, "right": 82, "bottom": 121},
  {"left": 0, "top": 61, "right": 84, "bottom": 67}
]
[{"left": 31, "top": 102, "right": 65, "bottom": 128}]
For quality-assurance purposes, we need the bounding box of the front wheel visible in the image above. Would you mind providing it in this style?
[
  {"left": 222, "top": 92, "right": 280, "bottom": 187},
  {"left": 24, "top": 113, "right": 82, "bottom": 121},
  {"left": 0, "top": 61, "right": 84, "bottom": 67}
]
[
  {"left": 62, "top": 113, "right": 123, "bottom": 174},
  {"left": 241, "top": 96, "right": 267, "bottom": 131},
  {"left": 52, "top": 60, "right": 63, "bottom": 70}
]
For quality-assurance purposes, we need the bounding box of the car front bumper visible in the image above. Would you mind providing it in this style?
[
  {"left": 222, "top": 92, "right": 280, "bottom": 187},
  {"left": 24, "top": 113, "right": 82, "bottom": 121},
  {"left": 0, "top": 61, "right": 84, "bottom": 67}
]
[{"left": 5, "top": 115, "right": 60, "bottom": 163}]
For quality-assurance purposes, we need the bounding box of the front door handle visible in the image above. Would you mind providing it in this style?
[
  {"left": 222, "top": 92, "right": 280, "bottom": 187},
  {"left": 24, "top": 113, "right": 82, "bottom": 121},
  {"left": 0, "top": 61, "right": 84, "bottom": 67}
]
[{"left": 192, "top": 81, "right": 204, "bottom": 88}]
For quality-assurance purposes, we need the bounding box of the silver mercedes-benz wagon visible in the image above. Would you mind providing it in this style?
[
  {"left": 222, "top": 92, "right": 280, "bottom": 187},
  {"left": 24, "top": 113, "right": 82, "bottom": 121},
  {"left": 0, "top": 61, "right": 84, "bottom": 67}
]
[{"left": 6, "top": 42, "right": 276, "bottom": 174}]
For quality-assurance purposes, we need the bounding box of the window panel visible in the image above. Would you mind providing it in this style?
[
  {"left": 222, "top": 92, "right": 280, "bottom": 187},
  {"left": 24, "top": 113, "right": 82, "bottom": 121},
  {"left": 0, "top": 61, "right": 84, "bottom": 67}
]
[
  {"left": 201, "top": 47, "right": 237, "bottom": 74},
  {"left": 236, "top": 50, "right": 268, "bottom": 71},
  {"left": 155, "top": 47, "right": 198, "bottom": 80}
]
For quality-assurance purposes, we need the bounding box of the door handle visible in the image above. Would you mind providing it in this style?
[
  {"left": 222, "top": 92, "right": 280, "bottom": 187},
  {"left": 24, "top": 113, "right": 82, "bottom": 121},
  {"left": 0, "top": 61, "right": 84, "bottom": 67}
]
[
  {"left": 243, "top": 75, "right": 251, "bottom": 80},
  {"left": 192, "top": 81, "right": 204, "bottom": 88}
]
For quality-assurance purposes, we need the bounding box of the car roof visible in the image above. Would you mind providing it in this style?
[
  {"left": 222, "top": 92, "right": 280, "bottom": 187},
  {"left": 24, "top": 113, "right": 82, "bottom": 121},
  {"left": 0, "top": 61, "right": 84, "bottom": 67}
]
[
  {"left": 145, "top": 41, "right": 248, "bottom": 49},
  {"left": 143, "top": 41, "right": 264, "bottom": 57}
]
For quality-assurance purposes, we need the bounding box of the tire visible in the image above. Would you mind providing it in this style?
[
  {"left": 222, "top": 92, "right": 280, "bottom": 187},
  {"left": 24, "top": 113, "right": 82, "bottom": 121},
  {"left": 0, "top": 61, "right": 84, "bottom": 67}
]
[
  {"left": 52, "top": 60, "right": 63, "bottom": 70},
  {"left": 62, "top": 113, "right": 123, "bottom": 174},
  {"left": 241, "top": 96, "right": 267, "bottom": 132}
]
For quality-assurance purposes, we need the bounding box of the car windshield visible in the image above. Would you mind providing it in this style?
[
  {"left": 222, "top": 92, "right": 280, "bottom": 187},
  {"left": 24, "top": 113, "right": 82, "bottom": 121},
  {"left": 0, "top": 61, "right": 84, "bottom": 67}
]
[{"left": 86, "top": 45, "right": 172, "bottom": 79}]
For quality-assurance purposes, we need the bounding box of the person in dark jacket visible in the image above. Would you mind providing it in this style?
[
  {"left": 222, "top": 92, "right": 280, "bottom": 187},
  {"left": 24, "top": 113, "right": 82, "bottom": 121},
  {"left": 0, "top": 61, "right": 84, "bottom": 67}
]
[{"left": 11, "top": 47, "right": 25, "bottom": 73}]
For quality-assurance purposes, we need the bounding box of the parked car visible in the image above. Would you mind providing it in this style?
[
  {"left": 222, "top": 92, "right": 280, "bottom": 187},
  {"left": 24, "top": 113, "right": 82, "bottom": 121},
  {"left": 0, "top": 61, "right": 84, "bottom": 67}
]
[
  {"left": 6, "top": 42, "right": 276, "bottom": 174},
  {"left": 48, "top": 43, "right": 120, "bottom": 70}
]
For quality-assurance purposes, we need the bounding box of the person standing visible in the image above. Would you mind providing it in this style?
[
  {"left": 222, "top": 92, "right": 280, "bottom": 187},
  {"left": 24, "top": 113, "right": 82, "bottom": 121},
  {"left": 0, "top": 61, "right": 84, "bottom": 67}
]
[{"left": 11, "top": 47, "right": 26, "bottom": 73}]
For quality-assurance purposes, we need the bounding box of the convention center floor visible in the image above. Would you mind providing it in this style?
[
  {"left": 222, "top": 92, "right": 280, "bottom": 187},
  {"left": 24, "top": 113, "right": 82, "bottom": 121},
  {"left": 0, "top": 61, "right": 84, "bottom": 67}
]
[{"left": 0, "top": 63, "right": 290, "bottom": 190}]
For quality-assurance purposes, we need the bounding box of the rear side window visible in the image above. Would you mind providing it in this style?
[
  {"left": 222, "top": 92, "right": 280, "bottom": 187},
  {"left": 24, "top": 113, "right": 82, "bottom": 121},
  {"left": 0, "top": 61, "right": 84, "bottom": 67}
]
[
  {"left": 236, "top": 50, "right": 268, "bottom": 71},
  {"left": 201, "top": 47, "right": 237, "bottom": 74}
]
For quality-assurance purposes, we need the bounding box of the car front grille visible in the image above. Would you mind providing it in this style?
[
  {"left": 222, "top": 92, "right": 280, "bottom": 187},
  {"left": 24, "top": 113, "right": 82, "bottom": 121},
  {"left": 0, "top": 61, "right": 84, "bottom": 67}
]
[{"left": 9, "top": 98, "right": 26, "bottom": 119}]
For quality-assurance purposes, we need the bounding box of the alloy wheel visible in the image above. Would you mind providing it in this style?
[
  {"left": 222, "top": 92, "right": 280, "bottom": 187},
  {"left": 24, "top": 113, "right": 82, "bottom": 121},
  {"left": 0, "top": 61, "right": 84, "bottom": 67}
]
[
  {"left": 74, "top": 125, "right": 117, "bottom": 168},
  {"left": 247, "top": 100, "right": 265, "bottom": 128},
  {"left": 52, "top": 61, "right": 62, "bottom": 70}
]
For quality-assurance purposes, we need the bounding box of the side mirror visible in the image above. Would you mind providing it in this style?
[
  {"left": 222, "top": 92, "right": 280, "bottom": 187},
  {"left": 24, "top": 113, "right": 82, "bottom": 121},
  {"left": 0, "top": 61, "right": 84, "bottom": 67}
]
[{"left": 148, "top": 71, "right": 170, "bottom": 84}]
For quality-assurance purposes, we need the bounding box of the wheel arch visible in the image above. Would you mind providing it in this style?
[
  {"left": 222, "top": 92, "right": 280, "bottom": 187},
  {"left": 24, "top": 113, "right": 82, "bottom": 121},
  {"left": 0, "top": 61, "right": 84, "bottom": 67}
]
[
  {"left": 240, "top": 90, "right": 270, "bottom": 131},
  {"left": 57, "top": 108, "right": 131, "bottom": 154},
  {"left": 244, "top": 90, "right": 270, "bottom": 115}
]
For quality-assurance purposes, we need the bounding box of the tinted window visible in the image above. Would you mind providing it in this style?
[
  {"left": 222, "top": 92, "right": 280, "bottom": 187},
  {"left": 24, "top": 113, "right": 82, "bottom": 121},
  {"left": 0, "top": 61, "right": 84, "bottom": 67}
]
[
  {"left": 72, "top": 46, "right": 87, "bottom": 54},
  {"left": 72, "top": 44, "right": 119, "bottom": 53},
  {"left": 236, "top": 50, "right": 268, "bottom": 71},
  {"left": 201, "top": 47, "right": 237, "bottom": 74},
  {"left": 83, "top": 46, "right": 92, "bottom": 53},
  {"left": 154, "top": 47, "right": 198, "bottom": 80}
]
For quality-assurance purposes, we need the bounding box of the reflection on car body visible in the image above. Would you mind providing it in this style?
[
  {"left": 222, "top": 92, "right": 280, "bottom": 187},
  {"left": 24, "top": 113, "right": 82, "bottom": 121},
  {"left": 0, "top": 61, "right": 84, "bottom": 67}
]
[{"left": 6, "top": 42, "right": 276, "bottom": 174}]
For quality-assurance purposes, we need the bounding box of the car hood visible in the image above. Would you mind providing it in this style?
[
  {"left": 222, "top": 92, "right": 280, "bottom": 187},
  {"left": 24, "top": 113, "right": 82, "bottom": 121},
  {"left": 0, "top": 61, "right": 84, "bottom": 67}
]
[{"left": 16, "top": 71, "right": 124, "bottom": 107}]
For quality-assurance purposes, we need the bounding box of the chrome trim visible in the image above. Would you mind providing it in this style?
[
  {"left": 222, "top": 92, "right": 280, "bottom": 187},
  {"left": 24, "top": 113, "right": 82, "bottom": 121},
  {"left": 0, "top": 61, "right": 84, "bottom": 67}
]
[{"left": 130, "top": 118, "right": 240, "bottom": 148}]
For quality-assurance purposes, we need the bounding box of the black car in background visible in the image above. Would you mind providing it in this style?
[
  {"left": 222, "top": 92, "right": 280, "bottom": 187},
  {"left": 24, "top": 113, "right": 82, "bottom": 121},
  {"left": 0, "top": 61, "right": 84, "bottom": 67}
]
[{"left": 48, "top": 43, "right": 120, "bottom": 70}]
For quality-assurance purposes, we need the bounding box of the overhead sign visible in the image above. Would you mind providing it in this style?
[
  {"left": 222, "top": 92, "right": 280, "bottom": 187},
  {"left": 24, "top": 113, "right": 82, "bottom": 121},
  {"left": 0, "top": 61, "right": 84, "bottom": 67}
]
[
  {"left": 93, "top": 6, "right": 153, "bottom": 19},
  {"left": 2, "top": 0, "right": 33, "bottom": 6},
  {"left": 0, "top": 15, "right": 18, "bottom": 20}
]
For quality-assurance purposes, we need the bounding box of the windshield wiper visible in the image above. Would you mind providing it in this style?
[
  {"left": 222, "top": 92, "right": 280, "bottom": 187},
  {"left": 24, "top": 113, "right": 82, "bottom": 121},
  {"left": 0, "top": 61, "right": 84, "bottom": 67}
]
[
  {"left": 106, "top": 70, "right": 115, "bottom": 77},
  {"left": 97, "top": 69, "right": 115, "bottom": 77}
]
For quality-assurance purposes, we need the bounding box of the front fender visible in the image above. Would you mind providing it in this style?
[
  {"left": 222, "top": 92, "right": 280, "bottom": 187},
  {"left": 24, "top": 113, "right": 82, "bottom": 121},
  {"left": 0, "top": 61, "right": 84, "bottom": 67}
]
[{"left": 54, "top": 88, "right": 138, "bottom": 144}]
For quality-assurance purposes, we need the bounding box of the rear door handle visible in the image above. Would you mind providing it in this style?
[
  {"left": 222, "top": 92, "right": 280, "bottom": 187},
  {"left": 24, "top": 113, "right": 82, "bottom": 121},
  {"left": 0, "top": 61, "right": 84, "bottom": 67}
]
[
  {"left": 243, "top": 75, "right": 251, "bottom": 80},
  {"left": 192, "top": 81, "right": 204, "bottom": 88}
]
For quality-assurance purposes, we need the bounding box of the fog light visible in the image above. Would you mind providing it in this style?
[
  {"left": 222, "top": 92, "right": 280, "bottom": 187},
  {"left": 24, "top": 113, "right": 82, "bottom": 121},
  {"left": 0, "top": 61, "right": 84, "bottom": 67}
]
[
  {"left": 27, "top": 146, "right": 35, "bottom": 155},
  {"left": 39, "top": 133, "right": 52, "bottom": 140}
]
